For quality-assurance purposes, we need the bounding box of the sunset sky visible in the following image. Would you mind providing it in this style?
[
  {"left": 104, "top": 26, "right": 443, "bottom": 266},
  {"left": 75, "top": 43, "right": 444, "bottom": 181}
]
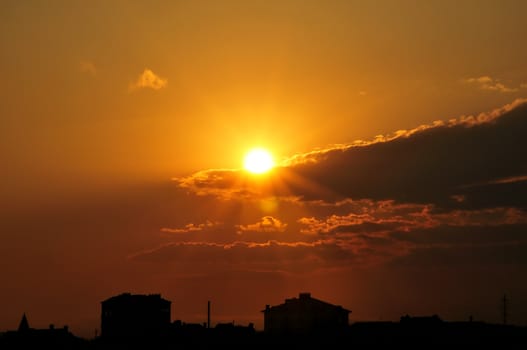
[{"left": 2, "top": 0, "right": 527, "bottom": 338}]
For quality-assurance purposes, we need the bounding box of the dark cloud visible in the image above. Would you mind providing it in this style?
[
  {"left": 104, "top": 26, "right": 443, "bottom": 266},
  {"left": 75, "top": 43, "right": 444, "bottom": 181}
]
[
  {"left": 392, "top": 222, "right": 527, "bottom": 245},
  {"left": 391, "top": 241, "right": 527, "bottom": 268},
  {"left": 388, "top": 220, "right": 527, "bottom": 268},
  {"left": 176, "top": 99, "right": 527, "bottom": 210},
  {"left": 284, "top": 99, "right": 527, "bottom": 208}
]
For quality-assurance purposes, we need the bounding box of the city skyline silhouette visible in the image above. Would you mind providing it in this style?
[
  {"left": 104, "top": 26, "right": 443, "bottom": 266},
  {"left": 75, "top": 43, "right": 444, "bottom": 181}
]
[{"left": 2, "top": 291, "right": 526, "bottom": 347}]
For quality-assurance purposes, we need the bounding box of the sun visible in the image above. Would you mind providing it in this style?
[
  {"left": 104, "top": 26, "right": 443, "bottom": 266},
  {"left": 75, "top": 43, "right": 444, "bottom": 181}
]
[{"left": 244, "top": 148, "right": 275, "bottom": 174}]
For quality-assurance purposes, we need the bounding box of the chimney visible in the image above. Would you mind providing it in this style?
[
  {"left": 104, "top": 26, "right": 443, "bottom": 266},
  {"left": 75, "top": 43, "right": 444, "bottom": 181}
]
[{"left": 299, "top": 292, "right": 311, "bottom": 299}]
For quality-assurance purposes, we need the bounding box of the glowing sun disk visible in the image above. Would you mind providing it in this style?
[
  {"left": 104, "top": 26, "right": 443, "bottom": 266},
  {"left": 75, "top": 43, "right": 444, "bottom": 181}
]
[{"left": 244, "top": 148, "right": 275, "bottom": 174}]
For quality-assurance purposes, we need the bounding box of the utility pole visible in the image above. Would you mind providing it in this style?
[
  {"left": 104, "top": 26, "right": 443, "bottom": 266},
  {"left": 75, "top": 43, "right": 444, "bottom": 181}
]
[
  {"left": 207, "top": 300, "right": 211, "bottom": 329},
  {"left": 502, "top": 294, "right": 508, "bottom": 325}
]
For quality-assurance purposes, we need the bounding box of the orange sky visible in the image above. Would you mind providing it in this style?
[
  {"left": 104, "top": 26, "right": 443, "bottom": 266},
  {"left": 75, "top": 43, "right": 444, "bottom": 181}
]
[{"left": 1, "top": 0, "right": 527, "bottom": 338}]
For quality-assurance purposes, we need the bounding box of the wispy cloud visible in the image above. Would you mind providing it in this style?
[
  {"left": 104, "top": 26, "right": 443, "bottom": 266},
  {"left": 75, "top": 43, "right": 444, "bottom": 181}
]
[
  {"left": 462, "top": 75, "right": 518, "bottom": 93},
  {"left": 129, "top": 233, "right": 421, "bottom": 269},
  {"left": 236, "top": 216, "right": 288, "bottom": 234},
  {"left": 129, "top": 239, "right": 360, "bottom": 268},
  {"left": 298, "top": 202, "right": 527, "bottom": 236},
  {"left": 129, "top": 68, "right": 167, "bottom": 91},
  {"left": 161, "top": 220, "right": 220, "bottom": 234},
  {"left": 79, "top": 60, "right": 96, "bottom": 76},
  {"left": 460, "top": 175, "right": 527, "bottom": 189}
]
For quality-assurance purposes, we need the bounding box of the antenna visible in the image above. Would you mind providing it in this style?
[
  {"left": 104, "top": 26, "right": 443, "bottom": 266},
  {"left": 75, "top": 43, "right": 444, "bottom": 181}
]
[
  {"left": 502, "top": 294, "right": 508, "bottom": 325},
  {"left": 207, "top": 300, "right": 211, "bottom": 329}
]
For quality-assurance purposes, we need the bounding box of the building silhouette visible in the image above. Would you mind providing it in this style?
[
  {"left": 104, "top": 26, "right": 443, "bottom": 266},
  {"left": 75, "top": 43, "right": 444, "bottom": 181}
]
[
  {"left": 0, "top": 313, "right": 84, "bottom": 348},
  {"left": 18, "top": 313, "right": 29, "bottom": 332},
  {"left": 101, "top": 293, "right": 171, "bottom": 337},
  {"left": 262, "top": 292, "right": 350, "bottom": 334},
  {"left": 1, "top": 297, "right": 526, "bottom": 348}
]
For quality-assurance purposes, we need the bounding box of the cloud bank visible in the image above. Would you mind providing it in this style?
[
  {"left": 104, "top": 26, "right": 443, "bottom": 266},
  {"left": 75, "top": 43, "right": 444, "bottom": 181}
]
[{"left": 176, "top": 98, "right": 527, "bottom": 210}]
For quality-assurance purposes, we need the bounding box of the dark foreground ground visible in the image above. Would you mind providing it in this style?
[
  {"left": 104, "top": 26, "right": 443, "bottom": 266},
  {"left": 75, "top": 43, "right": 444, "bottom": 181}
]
[{"left": 2, "top": 322, "right": 527, "bottom": 349}]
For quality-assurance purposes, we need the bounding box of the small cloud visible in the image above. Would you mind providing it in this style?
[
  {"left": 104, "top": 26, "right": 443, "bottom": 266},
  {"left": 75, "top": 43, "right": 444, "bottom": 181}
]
[
  {"left": 236, "top": 216, "right": 288, "bottom": 234},
  {"left": 129, "top": 68, "right": 167, "bottom": 91},
  {"left": 358, "top": 91, "right": 367, "bottom": 96},
  {"left": 465, "top": 76, "right": 493, "bottom": 84},
  {"left": 483, "top": 83, "right": 517, "bottom": 93},
  {"left": 521, "top": 83, "right": 527, "bottom": 89},
  {"left": 79, "top": 60, "right": 96, "bottom": 76},
  {"left": 461, "top": 174, "right": 527, "bottom": 189},
  {"left": 462, "top": 75, "right": 518, "bottom": 93},
  {"left": 450, "top": 195, "right": 466, "bottom": 203},
  {"left": 161, "top": 220, "right": 220, "bottom": 234}
]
